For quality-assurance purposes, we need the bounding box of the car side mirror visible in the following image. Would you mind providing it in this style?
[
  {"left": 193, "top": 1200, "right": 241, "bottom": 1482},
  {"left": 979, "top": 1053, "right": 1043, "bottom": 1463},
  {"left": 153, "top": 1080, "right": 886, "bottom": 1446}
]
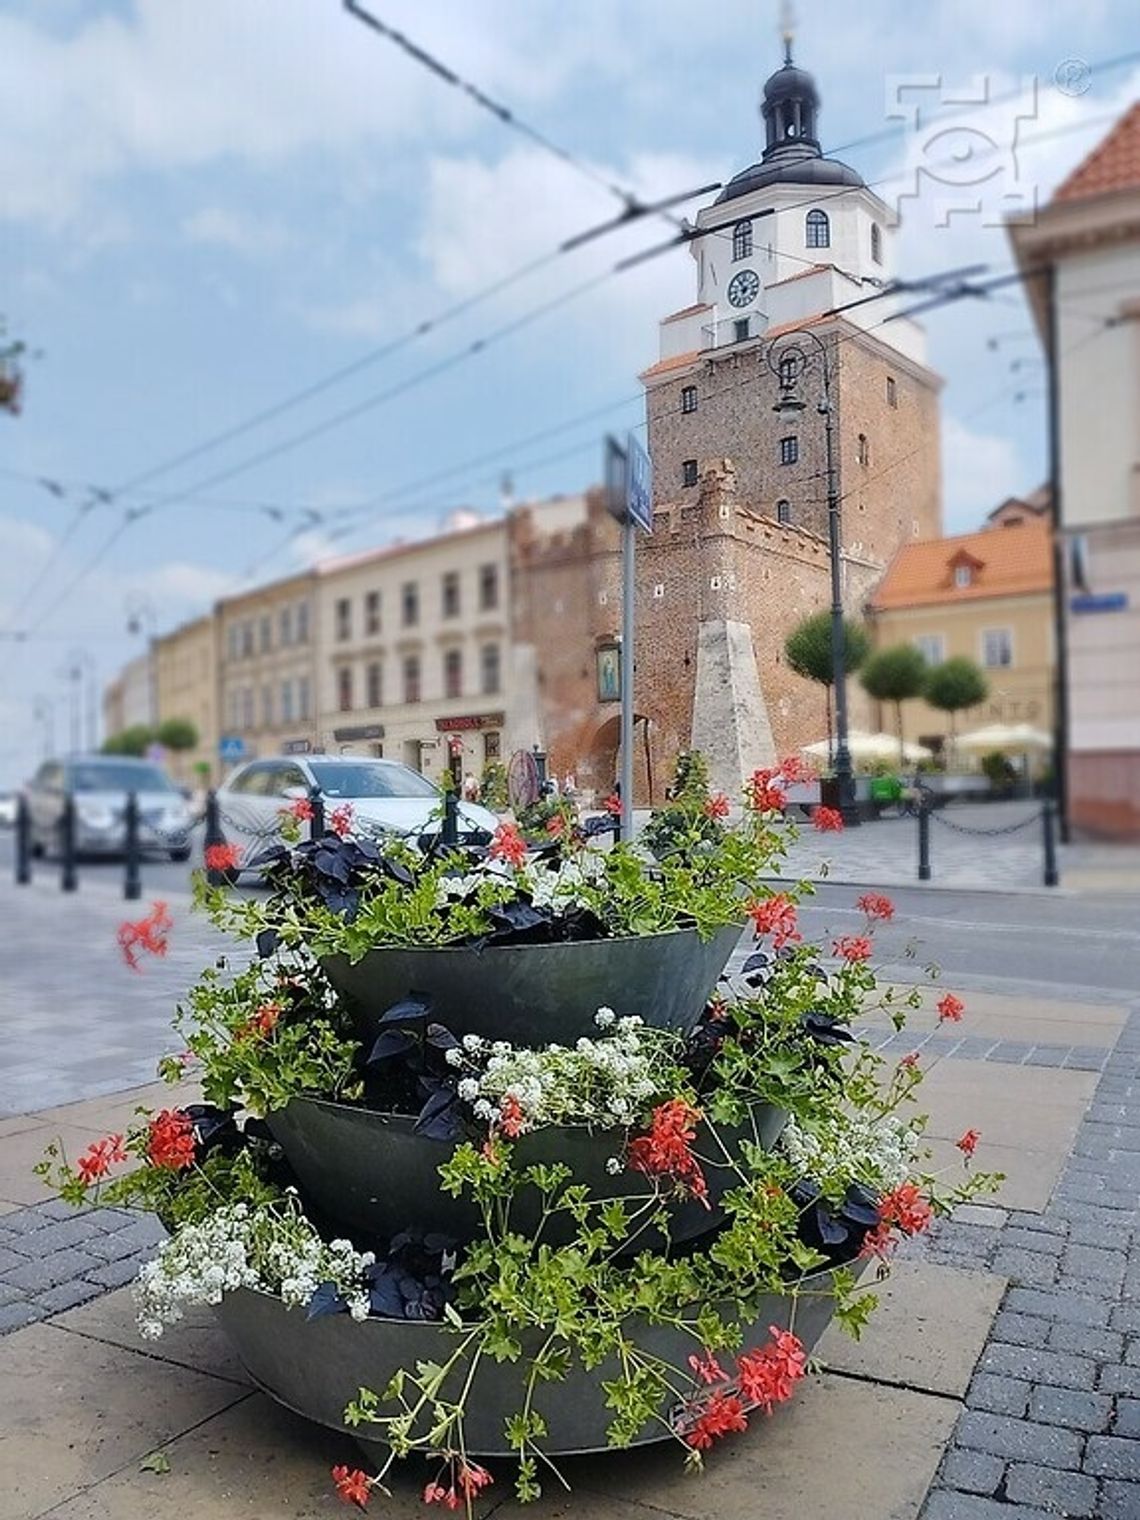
[{"left": 282, "top": 784, "right": 309, "bottom": 801}]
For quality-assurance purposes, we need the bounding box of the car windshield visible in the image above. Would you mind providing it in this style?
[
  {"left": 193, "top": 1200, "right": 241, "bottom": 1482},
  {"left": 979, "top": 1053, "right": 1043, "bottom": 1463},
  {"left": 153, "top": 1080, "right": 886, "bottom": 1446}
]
[
  {"left": 308, "top": 761, "right": 438, "bottom": 800},
  {"left": 69, "top": 763, "right": 176, "bottom": 794}
]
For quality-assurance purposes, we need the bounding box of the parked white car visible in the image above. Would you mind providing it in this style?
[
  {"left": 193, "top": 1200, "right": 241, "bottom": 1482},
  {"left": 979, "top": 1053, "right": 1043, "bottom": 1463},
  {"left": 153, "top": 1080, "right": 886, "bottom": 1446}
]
[
  {"left": 214, "top": 755, "right": 499, "bottom": 874},
  {"left": 0, "top": 792, "right": 17, "bottom": 828}
]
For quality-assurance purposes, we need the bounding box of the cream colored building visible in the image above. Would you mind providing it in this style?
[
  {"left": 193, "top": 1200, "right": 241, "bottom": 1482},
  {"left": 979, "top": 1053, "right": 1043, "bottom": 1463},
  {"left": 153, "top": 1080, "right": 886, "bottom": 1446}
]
[
  {"left": 216, "top": 571, "right": 319, "bottom": 772},
  {"left": 868, "top": 514, "right": 1054, "bottom": 758},
  {"left": 102, "top": 652, "right": 151, "bottom": 741},
  {"left": 154, "top": 614, "right": 219, "bottom": 782},
  {"left": 315, "top": 513, "right": 513, "bottom": 782}
]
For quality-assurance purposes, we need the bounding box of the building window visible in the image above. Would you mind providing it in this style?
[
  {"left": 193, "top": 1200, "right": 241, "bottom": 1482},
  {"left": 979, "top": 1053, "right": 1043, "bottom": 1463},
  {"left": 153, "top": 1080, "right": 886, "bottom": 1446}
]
[
  {"left": 886, "top": 376, "right": 897, "bottom": 408},
  {"left": 778, "top": 353, "right": 797, "bottom": 389},
  {"left": 335, "top": 597, "right": 352, "bottom": 642},
  {"left": 261, "top": 685, "right": 273, "bottom": 728},
  {"left": 259, "top": 615, "right": 272, "bottom": 653},
  {"left": 870, "top": 222, "right": 882, "bottom": 264},
  {"left": 298, "top": 675, "right": 311, "bottom": 720},
  {"left": 279, "top": 606, "right": 293, "bottom": 647},
  {"left": 857, "top": 433, "right": 870, "bottom": 466},
  {"left": 365, "top": 590, "right": 381, "bottom": 636},
  {"left": 733, "top": 317, "right": 750, "bottom": 343},
  {"left": 442, "top": 571, "right": 460, "bottom": 619},
  {"left": 954, "top": 564, "right": 973, "bottom": 589},
  {"left": 481, "top": 642, "right": 501, "bottom": 695},
  {"left": 296, "top": 602, "right": 309, "bottom": 643},
  {"left": 443, "top": 648, "right": 463, "bottom": 699},
  {"left": 479, "top": 563, "right": 499, "bottom": 611},
  {"left": 241, "top": 622, "right": 254, "bottom": 659},
  {"left": 228, "top": 690, "right": 239, "bottom": 729},
  {"left": 806, "top": 209, "right": 830, "bottom": 248},
  {"left": 682, "top": 458, "right": 699, "bottom": 487},
  {"left": 403, "top": 654, "right": 421, "bottom": 705},
  {"left": 337, "top": 667, "right": 353, "bottom": 713},
  {"left": 681, "top": 385, "right": 697, "bottom": 414},
  {"left": 402, "top": 582, "right": 419, "bottom": 628},
  {"left": 366, "top": 660, "right": 382, "bottom": 708},
  {"left": 241, "top": 687, "right": 254, "bottom": 728},
  {"left": 281, "top": 679, "right": 294, "bottom": 724},
  {"left": 227, "top": 625, "right": 238, "bottom": 661},
  {"left": 779, "top": 436, "right": 798, "bottom": 466},
  {"left": 732, "top": 219, "right": 753, "bottom": 261},
  {"left": 914, "top": 635, "right": 944, "bottom": 667},
  {"left": 982, "top": 628, "right": 1013, "bottom": 668},
  {"left": 484, "top": 731, "right": 501, "bottom": 763},
  {"left": 776, "top": 499, "right": 792, "bottom": 524}
]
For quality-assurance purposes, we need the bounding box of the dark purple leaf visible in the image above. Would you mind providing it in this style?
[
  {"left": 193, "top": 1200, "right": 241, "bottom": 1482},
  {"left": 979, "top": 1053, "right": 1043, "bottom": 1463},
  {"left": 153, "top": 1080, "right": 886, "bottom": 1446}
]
[
  {"left": 306, "top": 1281, "right": 348, "bottom": 1319},
  {"left": 367, "top": 1028, "right": 417, "bottom": 1065}
]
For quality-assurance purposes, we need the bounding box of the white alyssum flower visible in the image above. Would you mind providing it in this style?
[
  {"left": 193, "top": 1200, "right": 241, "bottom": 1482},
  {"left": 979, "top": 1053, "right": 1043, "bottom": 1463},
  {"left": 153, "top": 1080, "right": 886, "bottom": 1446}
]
[
  {"left": 595, "top": 1007, "right": 616, "bottom": 1028},
  {"left": 781, "top": 1112, "right": 921, "bottom": 1194}
]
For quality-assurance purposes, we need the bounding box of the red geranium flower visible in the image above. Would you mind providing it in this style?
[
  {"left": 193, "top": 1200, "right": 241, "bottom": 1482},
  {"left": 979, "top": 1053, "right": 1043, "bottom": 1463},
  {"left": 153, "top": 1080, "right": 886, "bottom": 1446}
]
[
  {"left": 736, "top": 1326, "right": 806, "bottom": 1414},
  {"left": 489, "top": 822, "right": 528, "bottom": 867},
  {"left": 898, "top": 1051, "right": 921, "bottom": 1071},
  {"left": 147, "top": 1109, "right": 196, "bottom": 1172},
  {"left": 603, "top": 793, "right": 622, "bottom": 816},
  {"left": 117, "top": 901, "right": 173, "bottom": 972},
  {"left": 858, "top": 1221, "right": 897, "bottom": 1263},
  {"left": 546, "top": 813, "right": 566, "bottom": 838},
  {"left": 287, "top": 797, "right": 314, "bottom": 822},
  {"left": 456, "top": 1462, "right": 493, "bottom": 1500},
  {"left": 832, "top": 934, "right": 872, "bottom": 963},
  {"left": 937, "top": 992, "right": 965, "bottom": 1024},
  {"left": 240, "top": 1001, "right": 282, "bottom": 1039},
  {"left": 628, "top": 1098, "right": 708, "bottom": 1205},
  {"left": 329, "top": 803, "right": 355, "bottom": 837},
  {"left": 746, "top": 767, "right": 787, "bottom": 814},
  {"left": 495, "top": 1094, "right": 526, "bottom": 1138},
  {"left": 813, "top": 805, "right": 844, "bottom": 832},
  {"left": 76, "top": 1133, "right": 128, "bottom": 1186},
  {"left": 683, "top": 1389, "right": 749, "bottom": 1449},
  {"left": 332, "top": 1466, "right": 373, "bottom": 1509},
  {"left": 423, "top": 1482, "right": 459, "bottom": 1509},
  {"left": 203, "top": 842, "right": 240, "bottom": 873},
  {"left": 747, "top": 893, "right": 801, "bottom": 949},
  {"left": 703, "top": 793, "right": 730, "bottom": 820},
  {"left": 957, "top": 1128, "right": 981, "bottom": 1159},
  {"left": 878, "top": 1181, "right": 932, "bottom": 1237},
  {"left": 688, "top": 1349, "right": 726, "bottom": 1386},
  {"left": 855, "top": 892, "right": 894, "bottom": 921},
  {"left": 777, "top": 756, "right": 816, "bottom": 784}
]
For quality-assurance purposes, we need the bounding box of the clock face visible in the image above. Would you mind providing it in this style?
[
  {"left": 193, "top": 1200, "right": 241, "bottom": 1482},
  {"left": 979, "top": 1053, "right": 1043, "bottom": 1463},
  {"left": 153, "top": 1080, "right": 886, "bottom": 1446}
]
[{"left": 727, "top": 269, "right": 760, "bottom": 309}]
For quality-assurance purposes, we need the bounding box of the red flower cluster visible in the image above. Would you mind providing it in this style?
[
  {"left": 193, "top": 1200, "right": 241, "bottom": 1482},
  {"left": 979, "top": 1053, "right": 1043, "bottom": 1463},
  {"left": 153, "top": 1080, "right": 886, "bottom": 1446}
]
[
  {"left": 286, "top": 797, "right": 314, "bottom": 822},
  {"left": 937, "top": 992, "right": 965, "bottom": 1024},
  {"left": 603, "top": 793, "right": 622, "bottom": 816},
  {"left": 240, "top": 1001, "right": 282, "bottom": 1039},
  {"left": 546, "top": 813, "right": 566, "bottom": 838},
  {"left": 489, "top": 822, "right": 528, "bottom": 867},
  {"left": 736, "top": 1326, "right": 807, "bottom": 1414},
  {"left": 688, "top": 1349, "right": 726, "bottom": 1386},
  {"left": 813, "top": 805, "right": 844, "bottom": 832},
  {"left": 832, "top": 935, "right": 872, "bottom": 964},
  {"left": 777, "top": 756, "right": 816, "bottom": 784},
  {"left": 76, "top": 1133, "right": 128, "bottom": 1186},
  {"left": 746, "top": 767, "right": 787, "bottom": 814},
  {"left": 684, "top": 1389, "right": 749, "bottom": 1450},
  {"left": 858, "top": 1221, "right": 897, "bottom": 1263},
  {"left": 147, "top": 1109, "right": 196, "bottom": 1172},
  {"left": 898, "top": 1051, "right": 921, "bottom": 1071},
  {"left": 856, "top": 892, "right": 894, "bottom": 921},
  {"left": 747, "top": 893, "right": 801, "bottom": 949},
  {"left": 117, "top": 901, "right": 173, "bottom": 972},
  {"left": 203, "top": 842, "right": 240, "bottom": 873},
  {"left": 495, "top": 1094, "right": 526, "bottom": 1139},
  {"left": 957, "top": 1127, "right": 981, "bottom": 1159},
  {"left": 329, "top": 803, "right": 355, "bottom": 838},
  {"left": 423, "top": 1460, "right": 493, "bottom": 1508},
  {"left": 628, "top": 1099, "right": 708, "bottom": 1205},
  {"left": 703, "top": 793, "right": 730, "bottom": 820},
  {"left": 878, "top": 1181, "right": 932, "bottom": 1237},
  {"left": 332, "top": 1466, "right": 373, "bottom": 1509}
]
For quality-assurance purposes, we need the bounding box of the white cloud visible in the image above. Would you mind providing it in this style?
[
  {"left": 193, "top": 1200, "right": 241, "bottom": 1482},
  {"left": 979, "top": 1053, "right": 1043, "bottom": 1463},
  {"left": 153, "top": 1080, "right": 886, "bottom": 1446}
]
[
  {"left": 183, "top": 207, "right": 290, "bottom": 259},
  {"left": 941, "top": 414, "right": 1026, "bottom": 532}
]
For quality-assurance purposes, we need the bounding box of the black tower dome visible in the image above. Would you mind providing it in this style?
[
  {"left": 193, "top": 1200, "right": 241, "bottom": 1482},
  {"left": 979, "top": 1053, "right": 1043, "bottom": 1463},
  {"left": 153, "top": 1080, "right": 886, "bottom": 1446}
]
[{"left": 716, "top": 41, "right": 864, "bottom": 204}]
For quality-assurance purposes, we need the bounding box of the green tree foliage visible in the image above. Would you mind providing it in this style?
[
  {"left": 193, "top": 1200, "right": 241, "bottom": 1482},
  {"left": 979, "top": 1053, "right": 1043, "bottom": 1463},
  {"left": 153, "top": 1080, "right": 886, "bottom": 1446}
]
[
  {"left": 924, "top": 657, "right": 989, "bottom": 758},
  {"left": 102, "top": 725, "right": 154, "bottom": 757},
  {"left": 784, "top": 612, "right": 871, "bottom": 761},
  {"left": 859, "top": 645, "right": 928, "bottom": 763},
  {"left": 157, "top": 717, "right": 199, "bottom": 752}
]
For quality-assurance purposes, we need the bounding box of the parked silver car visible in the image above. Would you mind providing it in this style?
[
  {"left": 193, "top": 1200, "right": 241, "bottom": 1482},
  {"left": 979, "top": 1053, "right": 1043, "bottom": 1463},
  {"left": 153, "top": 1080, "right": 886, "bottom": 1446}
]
[
  {"left": 26, "top": 756, "right": 194, "bottom": 861},
  {"left": 215, "top": 755, "right": 498, "bottom": 874}
]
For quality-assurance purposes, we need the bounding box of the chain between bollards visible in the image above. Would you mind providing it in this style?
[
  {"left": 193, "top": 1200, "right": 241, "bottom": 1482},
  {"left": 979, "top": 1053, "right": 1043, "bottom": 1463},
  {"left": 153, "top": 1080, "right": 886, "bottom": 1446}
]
[
  {"left": 124, "top": 791, "right": 142, "bottom": 901},
  {"left": 60, "top": 793, "right": 78, "bottom": 893},
  {"left": 15, "top": 793, "right": 31, "bottom": 884},
  {"left": 917, "top": 796, "right": 932, "bottom": 882},
  {"left": 308, "top": 785, "right": 325, "bottom": 840},
  {"left": 1042, "top": 797, "right": 1059, "bottom": 888}
]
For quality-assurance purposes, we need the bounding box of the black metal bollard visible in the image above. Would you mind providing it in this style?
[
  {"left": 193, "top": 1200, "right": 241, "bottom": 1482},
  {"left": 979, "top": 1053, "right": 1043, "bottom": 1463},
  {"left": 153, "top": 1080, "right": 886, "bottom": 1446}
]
[
  {"left": 441, "top": 785, "right": 459, "bottom": 848},
  {"left": 60, "top": 793, "right": 78, "bottom": 893},
  {"left": 203, "top": 789, "right": 226, "bottom": 886},
  {"left": 308, "top": 786, "right": 325, "bottom": 840},
  {"left": 917, "top": 797, "right": 932, "bottom": 882},
  {"left": 124, "top": 790, "right": 141, "bottom": 901},
  {"left": 15, "top": 794, "right": 30, "bottom": 884},
  {"left": 1042, "top": 798, "right": 1059, "bottom": 888}
]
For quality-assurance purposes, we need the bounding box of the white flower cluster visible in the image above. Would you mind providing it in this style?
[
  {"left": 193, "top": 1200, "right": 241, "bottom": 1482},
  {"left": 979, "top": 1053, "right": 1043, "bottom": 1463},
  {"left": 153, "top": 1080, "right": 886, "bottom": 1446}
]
[
  {"left": 781, "top": 1111, "right": 921, "bottom": 1193},
  {"left": 133, "top": 1202, "right": 372, "bottom": 1339},
  {"left": 432, "top": 852, "right": 607, "bottom": 917},
  {"left": 445, "top": 1009, "right": 670, "bottom": 1132}
]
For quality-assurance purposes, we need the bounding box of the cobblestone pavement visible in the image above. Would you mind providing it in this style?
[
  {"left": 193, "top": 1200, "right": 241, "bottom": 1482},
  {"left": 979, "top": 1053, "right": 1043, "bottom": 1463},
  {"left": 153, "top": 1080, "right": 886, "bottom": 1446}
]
[{"left": 918, "top": 1004, "right": 1140, "bottom": 1519}]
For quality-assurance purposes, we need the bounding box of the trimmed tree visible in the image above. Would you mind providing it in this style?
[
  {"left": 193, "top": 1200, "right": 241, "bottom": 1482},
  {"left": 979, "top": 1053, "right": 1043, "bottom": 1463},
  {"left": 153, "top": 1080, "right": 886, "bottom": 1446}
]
[
  {"left": 859, "top": 645, "right": 928, "bottom": 764},
  {"left": 102, "top": 725, "right": 154, "bottom": 757},
  {"left": 924, "top": 657, "right": 989, "bottom": 763},
  {"left": 157, "top": 717, "right": 199, "bottom": 754},
  {"left": 784, "top": 612, "right": 871, "bottom": 764}
]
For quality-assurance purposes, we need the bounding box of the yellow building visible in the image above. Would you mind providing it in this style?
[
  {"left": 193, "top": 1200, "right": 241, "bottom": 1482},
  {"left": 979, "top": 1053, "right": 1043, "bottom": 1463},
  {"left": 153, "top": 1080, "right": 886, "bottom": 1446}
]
[
  {"left": 868, "top": 512, "right": 1054, "bottom": 760},
  {"left": 154, "top": 615, "right": 219, "bottom": 783},
  {"left": 216, "top": 571, "right": 319, "bottom": 771}
]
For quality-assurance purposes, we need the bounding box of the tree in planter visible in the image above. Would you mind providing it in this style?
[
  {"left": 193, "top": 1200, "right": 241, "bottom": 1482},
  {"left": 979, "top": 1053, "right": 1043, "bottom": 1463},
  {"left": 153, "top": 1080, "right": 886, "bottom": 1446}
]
[
  {"left": 102, "top": 724, "right": 154, "bottom": 757},
  {"left": 157, "top": 717, "right": 199, "bottom": 755},
  {"left": 784, "top": 613, "right": 870, "bottom": 766},
  {"left": 859, "top": 645, "right": 928, "bottom": 765},
  {"left": 924, "top": 657, "right": 988, "bottom": 767},
  {"left": 480, "top": 759, "right": 508, "bottom": 811}
]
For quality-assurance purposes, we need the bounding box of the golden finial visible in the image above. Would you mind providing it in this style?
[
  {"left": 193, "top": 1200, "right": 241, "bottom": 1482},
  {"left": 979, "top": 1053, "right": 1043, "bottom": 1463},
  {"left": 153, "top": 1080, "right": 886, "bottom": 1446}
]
[{"left": 780, "top": 0, "right": 796, "bottom": 64}]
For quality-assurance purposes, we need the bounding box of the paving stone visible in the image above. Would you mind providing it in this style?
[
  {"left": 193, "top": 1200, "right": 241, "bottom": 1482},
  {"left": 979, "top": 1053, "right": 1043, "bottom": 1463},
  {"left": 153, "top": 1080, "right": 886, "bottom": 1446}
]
[
  {"left": 1006, "top": 1287, "right": 1110, "bottom": 1326},
  {"left": 994, "top": 1311, "right": 1051, "bottom": 1348},
  {"left": 967, "top": 1372, "right": 1029, "bottom": 1416},
  {"left": 1001, "top": 1228, "right": 1066, "bottom": 1257},
  {"left": 1101, "top": 1479, "right": 1140, "bottom": 1519},
  {"left": 1007, "top": 1212, "right": 1068, "bottom": 1237},
  {"left": 923, "top": 1491, "right": 1053, "bottom": 1520},
  {"left": 1101, "top": 1365, "right": 1140, "bottom": 1398},
  {"left": 1115, "top": 1400, "right": 1140, "bottom": 1439},
  {"left": 12, "top": 1216, "right": 103, "bottom": 1254},
  {"left": 1048, "top": 1321, "right": 1124, "bottom": 1361},
  {"left": 939, "top": 1448, "right": 1004, "bottom": 1497},
  {"left": 1110, "top": 1304, "right": 1140, "bottom": 1337},
  {"left": 1064, "top": 1243, "right": 1129, "bottom": 1283},
  {"left": 85, "top": 1256, "right": 145, "bottom": 1290},
  {"left": 1028, "top": 1384, "right": 1112, "bottom": 1432},
  {"left": 0, "top": 1301, "right": 44, "bottom": 1333},
  {"left": 33, "top": 1279, "right": 104, "bottom": 1315},
  {"left": 956, "top": 1410, "right": 1083, "bottom": 1468},
  {"left": 0, "top": 1244, "right": 31, "bottom": 1273},
  {"left": 980, "top": 1342, "right": 1098, "bottom": 1391},
  {"left": 1024, "top": 1047, "right": 1067, "bottom": 1067},
  {"left": 990, "top": 1042, "right": 1034, "bottom": 1063},
  {"left": 1087, "top": 1436, "right": 1140, "bottom": 1481},
  {"left": 0, "top": 1206, "right": 53, "bottom": 1237},
  {"left": 1005, "top": 1462, "right": 1099, "bottom": 1516},
  {"left": 82, "top": 1218, "right": 166, "bottom": 1263},
  {"left": 991, "top": 1248, "right": 1059, "bottom": 1286},
  {"left": 951, "top": 1204, "right": 1008, "bottom": 1229},
  {"left": 3, "top": 1247, "right": 104, "bottom": 1293}
]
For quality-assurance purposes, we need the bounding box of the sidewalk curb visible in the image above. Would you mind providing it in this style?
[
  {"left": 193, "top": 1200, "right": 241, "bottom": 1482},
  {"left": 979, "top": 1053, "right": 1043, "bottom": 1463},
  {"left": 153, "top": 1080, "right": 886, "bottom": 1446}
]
[{"left": 760, "top": 874, "right": 1075, "bottom": 899}]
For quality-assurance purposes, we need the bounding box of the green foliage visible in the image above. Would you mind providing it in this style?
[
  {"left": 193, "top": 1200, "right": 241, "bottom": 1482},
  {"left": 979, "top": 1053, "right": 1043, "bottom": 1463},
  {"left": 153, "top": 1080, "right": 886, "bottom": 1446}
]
[
  {"left": 981, "top": 751, "right": 1016, "bottom": 790},
  {"left": 481, "top": 759, "right": 509, "bottom": 811},
  {"left": 860, "top": 644, "right": 929, "bottom": 760},
  {"left": 102, "top": 724, "right": 154, "bottom": 757},
  {"left": 924, "top": 657, "right": 989, "bottom": 719},
  {"left": 641, "top": 750, "right": 719, "bottom": 858},
  {"left": 157, "top": 717, "right": 199, "bottom": 752},
  {"left": 784, "top": 612, "right": 870, "bottom": 688}
]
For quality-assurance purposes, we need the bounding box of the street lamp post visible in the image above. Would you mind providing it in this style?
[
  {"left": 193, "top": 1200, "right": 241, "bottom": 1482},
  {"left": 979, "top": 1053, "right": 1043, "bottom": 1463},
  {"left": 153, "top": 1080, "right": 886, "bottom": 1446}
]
[
  {"left": 125, "top": 595, "right": 158, "bottom": 733},
  {"left": 767, "top": 330, "right": 859, "bottom": 826}
]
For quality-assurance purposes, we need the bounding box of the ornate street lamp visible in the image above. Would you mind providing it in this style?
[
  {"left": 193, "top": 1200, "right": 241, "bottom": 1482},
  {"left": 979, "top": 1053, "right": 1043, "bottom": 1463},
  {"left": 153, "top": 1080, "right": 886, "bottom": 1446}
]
[{"left": 766, "top": 330, "right": 859, "bottom": 825}]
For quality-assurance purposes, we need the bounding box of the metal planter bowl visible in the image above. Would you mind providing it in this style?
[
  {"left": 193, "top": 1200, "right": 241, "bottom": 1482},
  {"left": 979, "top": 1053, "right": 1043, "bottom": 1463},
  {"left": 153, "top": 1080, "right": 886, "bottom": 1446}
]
[
  {"left": 320, "top": 923, "right": 743, "bottom": 1047},
  {"left": 214, "top": 1267, "right": 837, "bottom": 1459},
  {"left": 266, "top": 1096, "right": 787, "bottom": 1250}
]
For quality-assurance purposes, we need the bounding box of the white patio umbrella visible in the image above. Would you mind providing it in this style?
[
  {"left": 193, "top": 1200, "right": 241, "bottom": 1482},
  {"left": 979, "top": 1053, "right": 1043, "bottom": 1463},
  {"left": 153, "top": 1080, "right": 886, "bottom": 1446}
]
[
  {"left": 955, "top": 723, "right": 1052, "bottom": 754},
  {"left": 801, "top": 730, "right": 933, "bottom": 765}
]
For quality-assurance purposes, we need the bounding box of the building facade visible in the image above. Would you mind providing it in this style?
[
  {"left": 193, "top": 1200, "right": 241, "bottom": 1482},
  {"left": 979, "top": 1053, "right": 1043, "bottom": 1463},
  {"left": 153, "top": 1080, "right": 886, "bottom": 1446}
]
[
  {"left": 102, "top": 652, "right": 151, "bottom": 741},
  {"left": 1010, "top": 103, "right": 1140, "bottom": 837},
  {"left": 216, "top": 572, "right": 319, "bottom": 770},
  {"left": 868, "top": 516, "right": 1055, "bottom": 757},
  {"left": 154, "top": 614, "right": 218, "bottom": 781}
]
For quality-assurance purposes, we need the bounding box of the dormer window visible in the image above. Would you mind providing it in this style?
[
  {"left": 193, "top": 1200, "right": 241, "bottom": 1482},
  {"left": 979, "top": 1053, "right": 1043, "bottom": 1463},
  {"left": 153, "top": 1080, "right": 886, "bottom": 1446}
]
[{"left": 954, "top": 564, "right": 972, "bottom": 588}]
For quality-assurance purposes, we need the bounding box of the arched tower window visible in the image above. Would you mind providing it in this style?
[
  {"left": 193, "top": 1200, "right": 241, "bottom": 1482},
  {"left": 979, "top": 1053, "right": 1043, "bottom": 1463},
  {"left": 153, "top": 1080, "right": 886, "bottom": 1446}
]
[
  {"left": 732, "top": 219, "right": 753, "bottom": 261},
  {"left": 870, "top": 222, "right": 882, "bottom": 264},
  {"left": 805, "top": 209, "right": 830, "bottom": 248},
  {"left": 776, "top": 499, "right": 792, "bottom": 524}
]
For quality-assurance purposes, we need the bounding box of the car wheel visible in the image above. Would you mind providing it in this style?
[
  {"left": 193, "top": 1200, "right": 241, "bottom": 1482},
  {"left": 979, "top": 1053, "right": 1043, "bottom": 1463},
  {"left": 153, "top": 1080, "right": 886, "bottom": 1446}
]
[{"left": 169, "top": 846, "right": 192, "bottom": 863}]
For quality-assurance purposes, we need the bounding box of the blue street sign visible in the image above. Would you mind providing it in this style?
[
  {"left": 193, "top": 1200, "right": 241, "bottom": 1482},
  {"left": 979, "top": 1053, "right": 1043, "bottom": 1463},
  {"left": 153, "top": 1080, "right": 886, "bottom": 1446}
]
[
  {"left": 625, "top": 432, "right": 653, "bottom": 533},
  {"left": 218, "top": 734, "right": 246, "bottom": 761},
  {"left": 1070, "top": 592, "right": 1128, "bottom": 615}
]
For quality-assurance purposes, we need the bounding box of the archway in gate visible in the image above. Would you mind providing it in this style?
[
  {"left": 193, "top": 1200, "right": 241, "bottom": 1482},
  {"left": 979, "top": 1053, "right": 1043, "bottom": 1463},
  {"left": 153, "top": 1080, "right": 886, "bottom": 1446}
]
[{"left": 583, "top": 712, "right": 655, "bottom": 807}]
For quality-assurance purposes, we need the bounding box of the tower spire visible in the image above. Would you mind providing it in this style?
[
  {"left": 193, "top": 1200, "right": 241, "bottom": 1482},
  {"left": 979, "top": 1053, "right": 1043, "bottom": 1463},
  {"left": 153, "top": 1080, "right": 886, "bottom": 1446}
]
[{"left": 779, "top": 0, "right": 795, "bottom": 65}]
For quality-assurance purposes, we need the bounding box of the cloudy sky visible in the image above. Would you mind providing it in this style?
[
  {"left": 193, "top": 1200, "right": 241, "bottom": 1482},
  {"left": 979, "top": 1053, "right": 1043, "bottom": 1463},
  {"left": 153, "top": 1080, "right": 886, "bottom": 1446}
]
[{"left": 0, "top": 0, "right": 1135, "bottom": 785}]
